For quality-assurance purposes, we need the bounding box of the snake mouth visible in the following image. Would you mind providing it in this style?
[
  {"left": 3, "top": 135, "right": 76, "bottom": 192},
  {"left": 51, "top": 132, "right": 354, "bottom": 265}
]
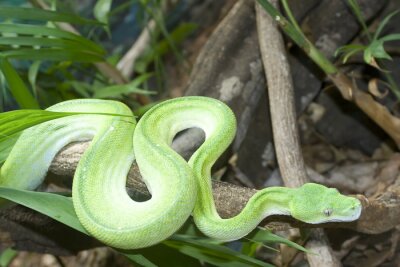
[
  {"left": 344, "top": 203, "right": 362, "bottom": 222},
  {"left": 324, "top": 197, "right": 363, "bottom": 223}
]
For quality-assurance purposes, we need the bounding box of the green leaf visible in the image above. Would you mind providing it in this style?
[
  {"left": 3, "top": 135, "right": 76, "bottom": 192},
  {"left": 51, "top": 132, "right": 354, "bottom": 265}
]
[
  {"left": 0, "top": 6, "right": 102, "bottom": 25},
  {"left": 131, "top": 243, "right": 202, "bottom": 267},
  {"left": 0, "top": 37, "right": 95, "bottom": 51},
  {"left": 0, "top": 109, "right": 74, "bottom": 143},
  {"left": 94, "top": 0, "right": 113, "bottom": 25},
  {"left": 373, "top": 10, "right": 400, "bottom": 41},
  {"left": 123, "top": 254, "right": 158, "bottom": 267},
  {"left": 335, "top": 44, "right": 366, "bottom": 55},
  {"left": 379, "top": 33, "right": 400, "bottom": 42},
  {"left": 364, "top": 40, "right": 392, "bottom": 63},
  {"left": 0, "top": 248, "right": 17, "bottom": 267},
  {"left": 165, "top": 235, "right": 274, "bottom": 267},
  {"left": 133, "top": 101, "right": 161, "bottom": 118},
  {"left": 28, "top": 61, "right": 41, "bottom": 97},
  {"left": 0, "top": 57, "right": 39, "bottom": 109},
  {"left": 246, "top": 227, "right": 309, "bottom": 253},
  {"left": 0, "top": 109, "right": 134, "bottom": 145},
  {"left": 0, "top": 187, "right": 163, "bottom": 266},
  {"left": 93, "top": 73, "right": 155, "bottom": 98},
  {"left": 0, "top": 132, "right": 20, "bottom": 165},
  {"left": 67, "top": 81, "right": 92, "bottom": 98},
  {"left": 347, "top": 0, "right": 372, "bottom": 40},
  {"left": 335, "top": 44, "right": 366, "bottom": 63},
  {"left": 0, "top": 24, "right": 105, "bottom": 55},
  {"left": 1, "top": 49, "right": 104, "bottom": 62},
  {"left": 0, "top": 187, "right": 87, "bottom": 233},
  {"left": 135, "top": 23, "right": 197, "bottom": 72}
]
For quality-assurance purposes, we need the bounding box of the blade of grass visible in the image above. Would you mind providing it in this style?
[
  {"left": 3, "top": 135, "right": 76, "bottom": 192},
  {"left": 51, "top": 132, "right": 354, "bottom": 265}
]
[
  {"left": 0, "top": 109, "right": 134, "bottom": 144},
  {"left": 247, "top": 227, "right": 308, "bottom": 253},
  {"left": 0, "top": 6, "right": 103, "bottom": 25},
  {"left": 0, "top": 24, "right": 105, "bottom": 55},
  {"left": 165, "top": 235, "right": 274, "bottom": 267},
  {"left": 1, "top": 49, "right": 104, "bottom": 62},
  {"left": 0, "top": 187, "right": 87, "bottom": 233},
  {"left": 123, "top": 254, "right": 158, "bottom": 267},
  {"left": 0, "top": 132, "right": 20, "bottom": 165},
  {"left": 0, "top": 37, "right": 97, "bottom": 51},
  {"left": 0, "top": 57, "right": 39, "bottom": 109},
  {"left": 93, "top": 73, "right": 155, "bottom": 98},
  {"left": 373, "top": 10, "right": 400, "bottom": 40},
  {"left": 347, "top": 0, "right": 372, "bottom": 40},
  {"left": 0, "top": 109, "right": 71, "bottom": 142},
  {"left": 28, "top": 61, "right": 41, "bottom": 97}
]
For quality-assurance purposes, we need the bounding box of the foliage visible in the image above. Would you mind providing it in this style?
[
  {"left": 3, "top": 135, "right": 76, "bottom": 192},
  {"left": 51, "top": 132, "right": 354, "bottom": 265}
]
[
  {"left": 335, "top": 6, "right": 400, "bottom": 65},
  {"left": 335, "top": 0, "right": 400, "bottom": 99}
]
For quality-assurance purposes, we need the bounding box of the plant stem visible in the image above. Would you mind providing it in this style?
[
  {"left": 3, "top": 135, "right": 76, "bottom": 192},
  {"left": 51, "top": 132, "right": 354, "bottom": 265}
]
[
  {"left": 347, "top": 0, "right": 373, "bottom": 40},
  {"left": 257, "top": 0, "right": 337, "bottom": 74}
]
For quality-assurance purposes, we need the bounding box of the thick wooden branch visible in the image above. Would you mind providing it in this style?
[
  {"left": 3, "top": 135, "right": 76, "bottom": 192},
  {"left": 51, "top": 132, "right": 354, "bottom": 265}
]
[
  {"left": 2, "top": 141, "right": 398, "bottom": 256},
  {"left": 255, "top": 2, "right": 338, "bottom": 266},
  {"left": 49, "top": 141, "right": 399, "bottom": 235}
]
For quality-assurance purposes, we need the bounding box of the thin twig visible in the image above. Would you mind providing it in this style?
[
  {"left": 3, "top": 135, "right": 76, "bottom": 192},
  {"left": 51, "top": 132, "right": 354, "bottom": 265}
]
[{"left": 117, "top": 19, "right": 156, "bottom": 78}]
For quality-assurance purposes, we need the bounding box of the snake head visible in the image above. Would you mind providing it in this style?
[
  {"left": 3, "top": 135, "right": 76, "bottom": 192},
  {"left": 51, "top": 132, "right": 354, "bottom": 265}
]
[{"left": 289, "top": 183, "right": 362, "bottom": 224}]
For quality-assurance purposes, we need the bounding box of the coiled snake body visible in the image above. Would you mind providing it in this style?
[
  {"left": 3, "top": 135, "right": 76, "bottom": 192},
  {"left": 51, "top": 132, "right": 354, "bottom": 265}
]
[{"left": 0, "top": 97, "right": 362, "bottom": 249}]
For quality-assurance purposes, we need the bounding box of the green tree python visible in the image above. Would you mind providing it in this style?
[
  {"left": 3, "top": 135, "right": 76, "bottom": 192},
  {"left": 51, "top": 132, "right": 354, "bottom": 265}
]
[{"left": 0, "top": 96, "right": 362, "bottom": 249}]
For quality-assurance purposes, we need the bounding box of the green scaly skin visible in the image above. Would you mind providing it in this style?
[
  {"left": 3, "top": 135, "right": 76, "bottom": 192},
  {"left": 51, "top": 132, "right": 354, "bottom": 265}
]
[{"left": 0, "top": 96, "right": 362, "bottom": 249}]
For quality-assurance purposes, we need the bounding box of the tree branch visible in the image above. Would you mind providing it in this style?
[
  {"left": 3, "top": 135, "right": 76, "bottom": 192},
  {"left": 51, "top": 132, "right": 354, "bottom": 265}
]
[
  {"left": 48, "top": 141, "right": 399, "bottom": 235},
  {"left": 1, "top": 141, "right": 397, "bottom": 255},
  {"left": 255, "top": 2, "right": 340, "bottom": 266}
]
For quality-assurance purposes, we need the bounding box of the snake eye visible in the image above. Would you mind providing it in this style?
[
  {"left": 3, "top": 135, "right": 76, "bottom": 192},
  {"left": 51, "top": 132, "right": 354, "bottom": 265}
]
[{"left": 323, "top": 208, "right": 333, "bottom": 217}]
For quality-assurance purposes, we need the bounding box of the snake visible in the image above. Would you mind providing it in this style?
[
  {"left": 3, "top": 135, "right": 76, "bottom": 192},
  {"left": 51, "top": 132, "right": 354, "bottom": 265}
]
[{"left": 0, "top": 96, "right": 362, "bottom": 249}]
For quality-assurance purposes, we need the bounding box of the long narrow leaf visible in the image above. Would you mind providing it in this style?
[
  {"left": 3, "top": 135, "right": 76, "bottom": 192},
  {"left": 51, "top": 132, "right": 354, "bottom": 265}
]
[
  {"left": 0, "top": 24, "right": 105, "bottom": 55},
  {"left": 379, "top": 33, "right": 400, "bottom": 42},
  {"left": 0, "top": 6, "right": 103, "bottom": 25},
  {"left": 0, "top": 109, "right": 134, "bottom": 144},
  {"left": 2, "top": 49, "right": 104, "bottom": 62},
  {"left": 0, "top": 187, "right": 178, "bottom": 266},
  {"left": 123, "top": 254, "right": 158, "bottom": 267},
  {"left": 347, "top": 0, "right": 372, "bottom": 40},
  {"left": 0, "top": 57, "right": 39, "bottom": 109},
  {"left": 373, "top": 10, "right": 400, "bottom": 40},
  {"left": 93, "top": 73, "right": 155, "bottom": 98},
  {"left": 246, "top": 227, "right": 309, "bottom": 253},
  {"left": 165, "top": 235, "right": 273, "bottom": 267},
  {"left": 0, "top": 109, "right": 72, "bottom": 142},
  {"left": 133, "top": 244, "right": 202, "bottom": 267},
  {"left": 28, "top": 61, "right": 41, "bottom": 97},
  {"left": 0, "top": 132, "right": 20, "bottom": 165},
  {"left": 0, "top": 37, "right": 95, "bottom": 51},
  {"left": 0, "top": 187, "right": 87, "bottom": 233}
]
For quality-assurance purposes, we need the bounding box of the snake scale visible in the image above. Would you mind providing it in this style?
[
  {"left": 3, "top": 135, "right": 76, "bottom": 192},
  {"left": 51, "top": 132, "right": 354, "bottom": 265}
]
[{"left": 0, "top": 96, "right": 362, "bottom": 249}]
